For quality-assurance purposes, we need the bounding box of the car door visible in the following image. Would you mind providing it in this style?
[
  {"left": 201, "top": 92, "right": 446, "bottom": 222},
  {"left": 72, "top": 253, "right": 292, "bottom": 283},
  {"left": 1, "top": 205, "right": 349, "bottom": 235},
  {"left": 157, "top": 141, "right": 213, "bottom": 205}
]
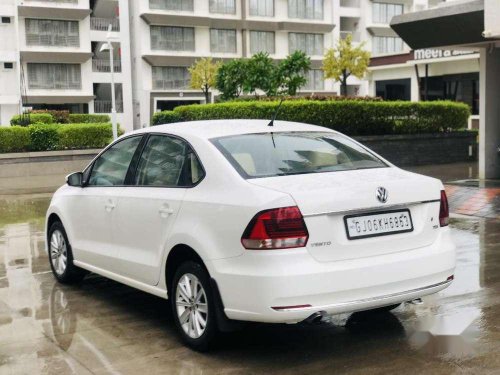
[
  {"left": 68, "top": 135, "right": 144, "bottom": 272},
  {"left": 112, "top": 134, "right": 205, "bottom": 286}
]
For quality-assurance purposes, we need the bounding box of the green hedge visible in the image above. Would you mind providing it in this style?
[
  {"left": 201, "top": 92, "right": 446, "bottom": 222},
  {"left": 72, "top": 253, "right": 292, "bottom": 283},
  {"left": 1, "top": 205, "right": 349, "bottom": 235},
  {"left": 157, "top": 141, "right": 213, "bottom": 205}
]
[
  {"left": 153, "top": 100, "right": 471, "bottom": 135},
  {"left": 152, "top": 111, "right": 183, "bottom": 125},
  {"left": 0, "top": 123, "right": 116, "bottom": 153},
  {"left": 0, "top": 126, "right": 30, "bottom": 153},
  {"left": 58, "top": 123, "right": 114, "bottom": 149},
  {"left": 30, "top": 110, "right": 70, "bottom": 124},
  {"left": 10, "top": 113, "right": 54, "bottom": 126},
  {"left": 69, "top": 114, "right": 111, "bottom": 123}
]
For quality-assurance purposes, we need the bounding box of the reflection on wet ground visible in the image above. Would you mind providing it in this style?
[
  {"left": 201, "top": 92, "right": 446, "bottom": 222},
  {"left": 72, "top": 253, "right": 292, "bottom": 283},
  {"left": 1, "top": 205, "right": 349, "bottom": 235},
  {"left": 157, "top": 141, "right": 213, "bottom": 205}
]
[{"left": 1, "top": 196, "right": 499, "bottom": 374}]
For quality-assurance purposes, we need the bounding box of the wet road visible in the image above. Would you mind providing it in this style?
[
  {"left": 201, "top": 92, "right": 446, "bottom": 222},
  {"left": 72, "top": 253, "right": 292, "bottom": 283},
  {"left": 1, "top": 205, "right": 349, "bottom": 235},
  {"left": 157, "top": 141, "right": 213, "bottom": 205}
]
[{"left": 1, "top": 195, "right": 499, "bottom": 374}]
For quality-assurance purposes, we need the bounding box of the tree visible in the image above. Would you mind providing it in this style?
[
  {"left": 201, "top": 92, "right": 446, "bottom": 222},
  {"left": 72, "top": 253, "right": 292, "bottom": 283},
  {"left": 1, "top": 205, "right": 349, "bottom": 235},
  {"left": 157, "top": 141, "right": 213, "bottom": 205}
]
[
  {"left": 243, "top": 52, "right": 276, "bottom": 97},
  {"left": 188, "top": 57, "right": 221, "bottom": 103},
  {"left": 274, "top": 51, "right": 311, "bottom": 96},
  {"left": 215, "top": 59, "right": 248, "bottom": 100},
  {"left": 322, "top": 34, "right": 371, "bottom": 96}
]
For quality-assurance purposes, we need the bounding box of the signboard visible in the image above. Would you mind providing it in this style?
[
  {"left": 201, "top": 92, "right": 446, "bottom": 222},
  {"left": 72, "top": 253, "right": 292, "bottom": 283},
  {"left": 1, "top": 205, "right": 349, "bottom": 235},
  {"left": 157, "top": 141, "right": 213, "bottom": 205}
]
[
  {"left": 484, "top": 0, "right": 500, "bottom": 39},
  {"left": 413, "top": 49, "right": 475, "bottom": 61}
]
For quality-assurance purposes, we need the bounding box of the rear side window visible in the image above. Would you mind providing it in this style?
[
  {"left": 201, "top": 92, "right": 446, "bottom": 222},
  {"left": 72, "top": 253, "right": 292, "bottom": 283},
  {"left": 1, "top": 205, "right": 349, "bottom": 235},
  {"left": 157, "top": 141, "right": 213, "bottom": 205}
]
[
  {"left": 212, "top": 132, "right": 388, "bottom": 178},
  {"left": 88, "top": 136, "right": 142, "bottom": 186},
  {"left": 134, "top": 135, "right": 204, "bottom": 187}
]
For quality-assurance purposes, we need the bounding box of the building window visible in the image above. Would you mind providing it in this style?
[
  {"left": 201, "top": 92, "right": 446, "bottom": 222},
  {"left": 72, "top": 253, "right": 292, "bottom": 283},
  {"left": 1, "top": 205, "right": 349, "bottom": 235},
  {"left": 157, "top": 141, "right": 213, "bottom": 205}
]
[
  {"left": 210, "top": 29, "right": 237, "bottom": 53},
  {"left": 25, "top": 19, "right": 79, "bottom": 47},
  {"left": 372, "top": 2, "right": 404, "bottom": 24},
  {"left": 27, "top": 63, "right": 81, "bottom": 90},
  {"left": 376, "top": 78, "right": 411, "bottom": 100},
  {"left": 151, "top": 26, "right": 195, "bottom": 51},
  {"left": 288, "top": 0, "right": 323, "bottom": 20},
  {"left": 419, "top": 73, "right": 480, "bottom": 115},
  {"left": 149, "top": 0, "right": 194, "bottom": 11},
  {"left": 209, "top": 0, "right": 236, "bottom": 14},
  {"left": 152, "top": 66, "right": 190, "bottom": 90},
  {"left": 372, "top": 36, "right": 403, "bottom": 55},
  {"left": 289, "top": 32, "right": 323, "bottom": 55},
  {"left": 3, "top": 62, "right": 14, "bottom": 70},
  {"left": 1, "top": 17, "right": 11, "bottom": 24},
  {"left": 303, "top": 69, "right": 324, "bottom": 90},
  {"left": 250, "top": 31, "right": 275, "bottom": 54},
  {"left": 249, "top": 0, "right": 274, "bottom": 17}
]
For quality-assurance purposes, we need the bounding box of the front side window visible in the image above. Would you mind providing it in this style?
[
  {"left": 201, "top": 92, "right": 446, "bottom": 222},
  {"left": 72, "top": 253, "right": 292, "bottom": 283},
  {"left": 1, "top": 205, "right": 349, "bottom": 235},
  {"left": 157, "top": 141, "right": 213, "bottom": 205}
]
[
  {"left": 88, "top": 136, "right": 142, "bottom": 186},
  {"left": 210, "top": 29, "right": 237, "bottom": 53},
  {"left": 209, "top": 0, "right": 236, "bottom": 14},
  {"left": 25, "top": 19, "right": 79, "bottom": 47},
  {"left": 212, "top": 132, "right": 387, "bottom": 178},
  {"left": 134, "top": 135, "right": 204, "bottom": 187},
  {"left": 27, "top": 63, "right": 81, "bottom": 90},
  {"left": 149, "top": 0, "right": 194, "bottom": 11},
  {"left": 150, "top": 26, "right": 195, "bottom": 51},
  {"left": 289, "top": 32, "right": 323, "bottom": 55},
  {"left": 373, "top": 2, "right": 404, "bottom": 24},
  {"left": 249, "top": 0, "right": 274, "bottom": 17},
  {"left": 288, "top": 0, "right": 323, "bottom": 20},
  {"left": 152, "top": 66, "right": 190, "bottom": 90},
  {"left": 250, "top": 31, "right": 275, "bottom": 54}
]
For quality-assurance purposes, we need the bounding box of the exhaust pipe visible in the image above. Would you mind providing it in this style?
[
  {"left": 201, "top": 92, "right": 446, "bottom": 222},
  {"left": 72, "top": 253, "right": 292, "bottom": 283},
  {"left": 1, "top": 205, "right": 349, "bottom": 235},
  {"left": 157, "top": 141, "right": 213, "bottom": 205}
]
[{"left": 304, "top": 311, "right": 325, "bottom": 324}]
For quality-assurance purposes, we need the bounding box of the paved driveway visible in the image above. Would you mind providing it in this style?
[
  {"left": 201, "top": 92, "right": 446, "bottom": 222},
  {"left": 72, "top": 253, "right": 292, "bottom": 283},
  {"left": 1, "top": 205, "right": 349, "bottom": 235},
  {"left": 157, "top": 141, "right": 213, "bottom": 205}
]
[{"left": 1, "top": 195, "right": 499, "bottom": 374}]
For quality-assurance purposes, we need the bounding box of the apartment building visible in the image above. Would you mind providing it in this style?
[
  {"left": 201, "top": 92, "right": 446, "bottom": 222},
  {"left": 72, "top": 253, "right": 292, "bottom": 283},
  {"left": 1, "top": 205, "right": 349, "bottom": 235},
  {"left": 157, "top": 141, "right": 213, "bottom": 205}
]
[{"left": 0, "top": 0, "right": 478, "bottom": 131}]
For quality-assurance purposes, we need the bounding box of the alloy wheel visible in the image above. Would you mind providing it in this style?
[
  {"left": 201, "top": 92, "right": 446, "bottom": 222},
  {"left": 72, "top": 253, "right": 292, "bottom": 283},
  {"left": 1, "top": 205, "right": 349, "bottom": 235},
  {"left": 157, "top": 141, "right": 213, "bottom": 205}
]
[
  {"left": 50, "top": 230, "right": 68, "bottom": 276},
  {"left": 175, "top": 273, "right": 208, "bottom": 339}
]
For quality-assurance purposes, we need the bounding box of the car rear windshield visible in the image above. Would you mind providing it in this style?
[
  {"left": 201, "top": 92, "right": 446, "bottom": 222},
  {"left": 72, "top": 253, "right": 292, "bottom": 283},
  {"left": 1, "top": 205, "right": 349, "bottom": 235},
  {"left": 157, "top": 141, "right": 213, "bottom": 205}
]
[{"left": 212, "top": 132, "right": 388, "bottom": 179}]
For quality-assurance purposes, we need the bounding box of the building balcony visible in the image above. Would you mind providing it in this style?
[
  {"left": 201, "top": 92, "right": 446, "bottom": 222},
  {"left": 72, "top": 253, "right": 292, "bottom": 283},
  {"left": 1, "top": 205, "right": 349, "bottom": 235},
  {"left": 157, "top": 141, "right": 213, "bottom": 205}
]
[
  {"left": 90, "top": 17, "right": 120, "bottom": 32},
  {"left": 94, "top": 99, "right": 123, "bottom": 113},
  {"left": 18, "top": 0, "right": 91, "bottom": 20},
  {"left": 340, "top": 30, "right": 361, "bottom": 42},
  {"left": 92, "top": 58, "right": 122, "bottom": 73}
]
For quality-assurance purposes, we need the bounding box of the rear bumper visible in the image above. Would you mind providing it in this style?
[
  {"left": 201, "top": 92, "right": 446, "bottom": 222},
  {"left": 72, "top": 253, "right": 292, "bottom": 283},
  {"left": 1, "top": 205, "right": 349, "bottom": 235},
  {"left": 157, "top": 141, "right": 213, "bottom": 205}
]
[{"left": 208, "top": 229, "right": 455, "bottom": 323}]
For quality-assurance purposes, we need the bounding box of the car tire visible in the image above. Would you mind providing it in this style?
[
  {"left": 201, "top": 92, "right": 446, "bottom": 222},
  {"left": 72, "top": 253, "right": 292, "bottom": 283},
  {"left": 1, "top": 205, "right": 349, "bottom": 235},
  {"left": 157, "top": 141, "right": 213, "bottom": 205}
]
[
  {"left": 171, "top": 261, "right": 218, "bottom": 351},
  {"left": 48, "top": 221, "right": 86, "bottom": 284}
]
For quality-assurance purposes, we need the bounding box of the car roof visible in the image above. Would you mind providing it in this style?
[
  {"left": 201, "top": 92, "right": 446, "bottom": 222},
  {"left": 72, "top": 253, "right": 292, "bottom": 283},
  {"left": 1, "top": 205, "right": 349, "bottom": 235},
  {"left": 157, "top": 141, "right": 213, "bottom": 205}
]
[{"left": 133, "top": 120, "right": 335, "bottom": 140}]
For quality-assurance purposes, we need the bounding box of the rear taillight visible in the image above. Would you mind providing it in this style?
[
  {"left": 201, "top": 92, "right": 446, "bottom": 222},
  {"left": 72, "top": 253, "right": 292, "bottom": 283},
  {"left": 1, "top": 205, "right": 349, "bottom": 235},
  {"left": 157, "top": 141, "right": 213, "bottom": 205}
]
[
  {"left": 241, "top": 206, "right": 309, "bottom": 250},
  {"left": 439, "top": 190, "right": 449, "bottom": 227}
]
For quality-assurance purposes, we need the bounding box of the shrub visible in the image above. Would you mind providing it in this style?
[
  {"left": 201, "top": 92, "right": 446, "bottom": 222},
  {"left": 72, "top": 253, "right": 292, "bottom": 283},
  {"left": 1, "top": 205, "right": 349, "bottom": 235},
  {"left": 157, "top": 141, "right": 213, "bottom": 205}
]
[
  {"left": 57, "top": 123, "right": 114, "bottom": 149},
  {"left": 0, "top": 126, "right": 30, "bottom": 153},
  {"left": 29, "top": 123, "right": 60, "bottom": 151},
  {"left": 30, "top": 109, "right": 70, "bottom": 124},
  {"left": 68, "top": 114, "right": 111, "bottom": 123},
  {"left": 171, "top": 100, "right": 471, "bottom": 135},
  {"left": 152, "top": 111, "right": 183, "bottom": 125},
  {"left": 10, "top": 113, "right": 54, "bottom": 126}
]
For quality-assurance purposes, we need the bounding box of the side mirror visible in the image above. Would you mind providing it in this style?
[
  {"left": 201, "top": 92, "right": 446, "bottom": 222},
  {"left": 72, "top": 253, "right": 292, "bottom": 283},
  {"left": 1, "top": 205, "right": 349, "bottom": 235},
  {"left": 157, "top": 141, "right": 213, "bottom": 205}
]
[{"left": 66, "top": 172, "right": 83, "bottom": 187}]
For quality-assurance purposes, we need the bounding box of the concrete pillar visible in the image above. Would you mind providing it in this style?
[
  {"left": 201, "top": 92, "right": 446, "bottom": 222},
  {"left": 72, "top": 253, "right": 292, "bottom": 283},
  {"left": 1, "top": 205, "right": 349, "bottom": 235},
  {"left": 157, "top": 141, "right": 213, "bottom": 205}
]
[{"left": 479, "top": 48, "right": 500, "bottom": 179}]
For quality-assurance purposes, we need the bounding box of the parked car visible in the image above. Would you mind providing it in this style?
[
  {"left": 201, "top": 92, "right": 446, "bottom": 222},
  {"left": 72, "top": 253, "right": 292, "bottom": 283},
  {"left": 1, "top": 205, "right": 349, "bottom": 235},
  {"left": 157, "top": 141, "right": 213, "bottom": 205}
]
[{"left": 45, "top": 120, "right": 455, "bottom": 350}]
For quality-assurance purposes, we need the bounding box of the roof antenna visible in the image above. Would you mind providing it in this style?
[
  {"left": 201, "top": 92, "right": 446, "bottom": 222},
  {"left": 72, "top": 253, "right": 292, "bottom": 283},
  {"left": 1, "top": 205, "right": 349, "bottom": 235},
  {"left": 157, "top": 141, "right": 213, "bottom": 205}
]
[{"left": 268, "top": 97, "right": 285, "bottom": 127}]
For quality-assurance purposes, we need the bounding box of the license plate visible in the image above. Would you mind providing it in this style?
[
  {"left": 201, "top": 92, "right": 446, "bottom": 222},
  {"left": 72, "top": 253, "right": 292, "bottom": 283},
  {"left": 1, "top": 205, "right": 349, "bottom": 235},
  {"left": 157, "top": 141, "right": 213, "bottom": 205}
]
[{"left": 344, "top": 209, "right": 413, "bottom": 240}]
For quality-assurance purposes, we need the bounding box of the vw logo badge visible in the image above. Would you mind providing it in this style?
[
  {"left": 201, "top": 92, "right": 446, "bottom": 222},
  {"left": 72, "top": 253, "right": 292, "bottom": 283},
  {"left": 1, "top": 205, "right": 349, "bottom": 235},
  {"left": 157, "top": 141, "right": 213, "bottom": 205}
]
[{"left": 376, "top": 187, "right": 388, "bottom": 203}]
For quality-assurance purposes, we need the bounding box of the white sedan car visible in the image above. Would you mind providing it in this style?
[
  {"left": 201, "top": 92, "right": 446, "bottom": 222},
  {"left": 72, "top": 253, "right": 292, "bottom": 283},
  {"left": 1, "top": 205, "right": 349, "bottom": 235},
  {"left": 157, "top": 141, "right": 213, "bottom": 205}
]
[{"left": 46, "top": 120, "right": 455, "bottom": 350}]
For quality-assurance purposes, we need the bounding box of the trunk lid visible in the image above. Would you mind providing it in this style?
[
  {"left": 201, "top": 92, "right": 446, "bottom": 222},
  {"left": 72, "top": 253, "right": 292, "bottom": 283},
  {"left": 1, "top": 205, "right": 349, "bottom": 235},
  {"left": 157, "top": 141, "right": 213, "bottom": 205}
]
[{"left": 248, "top": 167, "right": 443, "bottom": 262}]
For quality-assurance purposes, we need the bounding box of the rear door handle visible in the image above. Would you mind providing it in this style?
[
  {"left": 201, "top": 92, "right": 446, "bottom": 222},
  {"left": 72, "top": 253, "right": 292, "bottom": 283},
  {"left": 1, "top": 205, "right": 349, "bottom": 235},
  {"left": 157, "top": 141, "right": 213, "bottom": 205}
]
[
  {"left": 105, "top": 199, "right": 116, "bottom": 212},
  {"left": 159, "top": 204, "right": 174, "bottom": 217}
]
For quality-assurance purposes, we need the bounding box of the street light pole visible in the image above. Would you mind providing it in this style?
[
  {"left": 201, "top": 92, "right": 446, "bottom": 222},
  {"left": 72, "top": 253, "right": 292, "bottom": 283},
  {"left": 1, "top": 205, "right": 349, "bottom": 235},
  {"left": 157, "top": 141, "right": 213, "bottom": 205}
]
[{"left": 106, "top": 24, "right": 118, "bottom": 140}]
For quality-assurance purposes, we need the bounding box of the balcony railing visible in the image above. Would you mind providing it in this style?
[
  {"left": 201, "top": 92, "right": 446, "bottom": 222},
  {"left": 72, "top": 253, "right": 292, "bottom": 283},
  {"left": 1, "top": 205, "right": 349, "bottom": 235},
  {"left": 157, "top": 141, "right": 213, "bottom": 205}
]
[
  {"left": 340, "top": 31, "right": 361, "bottom": 42},
  {"left": 340, "top": 0, "right": 360, "bottom": 7},
  {"left": 94, "top": 100, "right": 123, "bottom": 113},
  {"left": 92, "top": 59, "right": 122, "bottom": 73},
  {"left": 24, "top": 0, "right": 78, "bottom": 3},
  {"left": 26, "top": 34, "right": 79, "bottom": 47},
  {"left": 90, "top": 17, "right": 120, "bottom": 32}
]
